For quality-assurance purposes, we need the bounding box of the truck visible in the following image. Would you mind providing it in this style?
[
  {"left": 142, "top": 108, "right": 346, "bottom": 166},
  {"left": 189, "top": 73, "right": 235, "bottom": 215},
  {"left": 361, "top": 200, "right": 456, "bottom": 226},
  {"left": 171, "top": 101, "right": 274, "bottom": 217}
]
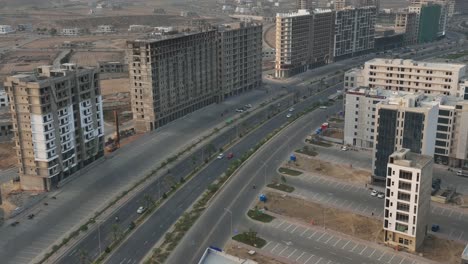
[{"left": 457, "top": 170, "right": 468, "bottom": 177}]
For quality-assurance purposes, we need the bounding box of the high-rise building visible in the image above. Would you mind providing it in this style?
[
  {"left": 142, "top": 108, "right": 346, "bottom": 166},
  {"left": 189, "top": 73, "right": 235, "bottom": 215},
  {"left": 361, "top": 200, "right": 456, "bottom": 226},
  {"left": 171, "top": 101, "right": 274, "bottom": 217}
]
[
  {"left": 362, "top": 58, "right": 466, "bottom": 97},
  {"left": 218, "top": 22, "right": 263, "bottom": 101},
  {"left": 383, "top": 149, "right": 432, "bottom": 252},
  {"left": 4, "top": 64, "right": 104, "bottom": 191},
  {"left": 127, "top": 23, "right": 263, "bottom": 132},
  {"left": 127, "top": 31, "right": 218, "bottom": 133},
  {"left": 274, "top": 9, "right": 335, "bottom": 78},
  {"left": 418, "top": 3, "right": 442, "bottom": 43},
  {"left": 395, "top": 11, "right": 418, "bottom": 46},
  {"left": 297, "top": 0, "right": 313, "bottom": 10},
  {"left": 372, "top": 93, "right": 438, "bottom": 181},
  {"left": 334, "top": 6, "right": 376, "bottom": 59},
  {"left": 334, "top": 0, "right": 346, "bottom": 10},
  {"left": 454, "top": 0, "right": 468, "bottom": 14}
]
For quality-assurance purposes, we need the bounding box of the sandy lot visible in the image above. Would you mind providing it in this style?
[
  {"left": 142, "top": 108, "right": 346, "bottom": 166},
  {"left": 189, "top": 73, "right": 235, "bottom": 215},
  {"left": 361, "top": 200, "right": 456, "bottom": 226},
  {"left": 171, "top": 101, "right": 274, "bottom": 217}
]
[
  {"left": 292, "top": 155, "right": 371, "bottom": 185},
  {"left": 0, "top": 50, "right": 58, "bottom": 75},
  {"left": 23, "top": 35, "right": 135, "bottom": 49},
  {"left": 261, "top": 191, "right": 465, "bottom": 264},
  {"left": 225, "top": 241, "right": 286, "bottom": 264},
  {"left": 0, "top": 142, "right": 16, "bottom": 170},
  {"left": 322, "top": 129, "right": 343, "bottom": 140},
  {"left": 101, "top": 78, "right": 130, "bottom": 95},
  {"left": 70, "top": 51, "right": 124, "bottom": 67}
]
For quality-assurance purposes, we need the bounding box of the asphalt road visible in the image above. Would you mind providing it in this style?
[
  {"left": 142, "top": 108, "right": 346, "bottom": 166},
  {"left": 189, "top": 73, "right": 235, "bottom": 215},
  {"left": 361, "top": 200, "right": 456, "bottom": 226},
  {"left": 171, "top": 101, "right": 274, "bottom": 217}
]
[
  {"left": 166, "top": 94, "right": 343, "bottom": 264},
  {"left": 101, "top": 84, "right": 341, "bottom": 264}
]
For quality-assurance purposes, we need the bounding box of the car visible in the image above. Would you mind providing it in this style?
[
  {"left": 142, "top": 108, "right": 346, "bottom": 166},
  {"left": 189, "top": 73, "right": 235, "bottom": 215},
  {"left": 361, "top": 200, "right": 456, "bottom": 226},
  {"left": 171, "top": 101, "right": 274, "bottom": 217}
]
[
  {"left": 217, "top": 153, "right": 224, "bottom": 159},
  {"left": 235, "top": 108, "right": 244, "bottom": 113},
  {"left": 377, "top": 192, "right": 385, "bottom": 199},
  {"left": 341, "top": 146, "right": 348, "bottom": 151},
  {"left": 370, "top": 190, "right": 378, "bottom": 197},
  {"left": 289, "top": 107, "right": 294, "bottom": 112},
  {"left": 286, "top": 113, "right": 292, "bottom": 118},
  {"left": 227, "top": 152, "right": 234, "bottom": 159},
  {"left": 137, "top": 206, "right": 146, "bottom": 214},
  {"left": 319, "top": 106, "right": 327, "bottom": 109},
  {"left": 431, "top": 224, "right": 440, "bottom": 232},
  {"left": 245, "top": 104, "right": 252, "bottom": 108}
]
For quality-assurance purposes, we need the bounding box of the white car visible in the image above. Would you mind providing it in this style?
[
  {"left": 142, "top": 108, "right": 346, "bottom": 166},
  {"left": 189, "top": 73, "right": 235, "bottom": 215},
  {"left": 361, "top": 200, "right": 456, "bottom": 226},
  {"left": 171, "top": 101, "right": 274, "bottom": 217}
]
[
  {"left": 217, "top": 153, "right": 224, "bottom": 159},
  {"left": 245, "top": 104, "right": 252, "bottom": 108},
  {"left": 137, "top": 206, "right": 146, "bottom": 214},
  {"left": 370, "top": 190, "right": 378, "bottom": 197},
  {"left": 286, "top": 113, "right": 292, "bottom": 118},
  {"left": 289, "top": 107, "right": 294, "bottom": 112},
  {"left": 235, "top": 108, "right": 244, "bottom": 113},
  {"left": 341, "top": 146, "right": 348, "bottom": 151},
  {"left": 319, "top": 106, "right": 327, "bottom": 109},
  {"left": 377, "top": 192, "right": 385, "bottom": 199}
]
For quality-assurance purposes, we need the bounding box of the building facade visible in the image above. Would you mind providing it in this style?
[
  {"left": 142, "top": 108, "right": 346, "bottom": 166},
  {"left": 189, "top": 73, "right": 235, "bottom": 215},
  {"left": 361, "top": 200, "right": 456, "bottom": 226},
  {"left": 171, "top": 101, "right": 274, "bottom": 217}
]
[
  {"left": 362, "top": 58, "right": 466, "bottom": 97},
  {"left": 395, "top": 11, "right": 418, "bottom": 46},
  {"left": 384, "top": 149, "right": 432, "bottom": 252},
  {"left": 418, "top": 4, "right": 442, "bottom": 43},
  {"left": 0, "top": 25, "right": 15, "bottom": 34},
  {"left": 334, "top": 6, "right": 376, "bottom": 60},
  {"left": 297, "top": 0, "right": 313, "bottom": 10},
  {"left": 98, "top": 61, "right": 128, "bottom": 74},
  {"left": 274, "top": 9, "right": 335, "bottom": 78},
  {"left": 61, "top": 28, "right": 84, "bottom": 36},
  {"left": 96, "top": 25, "right": 115, "bottom": 33},
  {"left": 372, "top": 94, "right": 437, "bottom": 181},
  {"left": 4, "top": 64, "right": 104, "bottom": 191},
  {"left": 218, "top": 22, "right": 262, "bottom": 100}
]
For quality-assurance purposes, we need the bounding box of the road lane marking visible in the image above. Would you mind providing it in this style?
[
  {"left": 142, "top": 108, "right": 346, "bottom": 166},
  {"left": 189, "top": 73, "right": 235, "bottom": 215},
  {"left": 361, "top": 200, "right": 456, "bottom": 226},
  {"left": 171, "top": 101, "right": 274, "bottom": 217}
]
[
  {"left": 309, "top": 231, "right": 318, "bottom": 239},
  {"left": 317, "top": 233, "right": 326, "bottom": 241},
  {"left": 325, "top": 235, "right": 334, "bottom": 244},
  {"left": 333, "top": 238, "right": 342, "bottom": 247},
  {"left": 290, "top": 226, "right": 298, "bottom": 233},
  {"left": 359, "top": 246, "right": 367, "bottom": 255},
  {"left": 342, "top": 240, "right": 350, "bottom": 249},
  {"left": 296, "top": 252, "right": 305, "bottom": 261},
  {"left": 315, "top": 257, "right": 323, "bottom": 264},
  {"left": 387, "top": 254, "right": 395, "bottom": 263},
  {"left": 368, "top": 248, "right": 376, "bottom": 258},
  {"left": 304, "top": 255, "right": 314, "bottom": 264},
  {"left": 279, "top": 246, "right": 288, "bottom": 256},
  {"left": 301, "top": 228, "right": 310, "bottom": 236},
  {"left": 350, "top": 243, "right": 358, "bottom": 252},
  {"left": 271, "top": 243, "right": 280, "bottom": 253},
  {"left": 288, "top": 249, "right": 297, "bottom": 258}
]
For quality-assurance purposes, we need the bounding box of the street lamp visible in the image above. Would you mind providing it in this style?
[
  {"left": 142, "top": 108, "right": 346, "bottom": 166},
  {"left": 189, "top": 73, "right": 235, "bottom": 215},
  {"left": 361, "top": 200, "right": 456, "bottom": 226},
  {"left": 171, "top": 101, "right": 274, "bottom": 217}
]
[
  {"left": 260, "top": 161, "right": 267, "bottom": 187},
  {"left": 224, "top": 208, "right": 233, "bottom": 236}
]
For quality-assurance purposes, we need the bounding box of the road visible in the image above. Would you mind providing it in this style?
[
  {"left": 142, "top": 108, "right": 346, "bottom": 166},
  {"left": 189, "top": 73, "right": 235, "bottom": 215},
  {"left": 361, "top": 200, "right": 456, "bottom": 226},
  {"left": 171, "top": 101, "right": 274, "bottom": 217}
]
[{"left": 99, "top": 86, "right": 341, "bottom": 264}]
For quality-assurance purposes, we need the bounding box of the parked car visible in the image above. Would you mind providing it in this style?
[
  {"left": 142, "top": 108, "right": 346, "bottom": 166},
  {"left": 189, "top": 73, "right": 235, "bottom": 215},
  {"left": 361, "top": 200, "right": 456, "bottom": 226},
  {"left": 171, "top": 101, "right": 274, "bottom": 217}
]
[
  {"left": 286, "top": 113, "right": 292, "bottom": 118},
  {"left": 289, "top": 107, "right": 295, "bottom": 112},
  {"left": 341, "top": 146, "right": 348, "bottom": 151},
  {"left": 377, "top": 192, "right": 385, "bottom": 199},
  {"left": 227, "top": 152, "right": 234, "bottom": 159},
  {"left": 370, "top": 190, "right": 378, "bottom": 197},
  {"left": 235, "top": 108, "right": 244, "bottom": 113},
  {"left": 431, "top": 224, "right": 440, "bottom": 232},
  {"left": 245, "top": 104, "right": 252, "bottom": 109},
  {"left": 457, "top": 170, "right": 468, "bottom": 177},
  {"left": 137, "top": 206, "right": 146, "bottom": 214},
  {"left": 319, "top": 106, "right": 327, "bottom": 109},
  {"left": 217, "top": 153, "right": 224, "bottom": 159}
]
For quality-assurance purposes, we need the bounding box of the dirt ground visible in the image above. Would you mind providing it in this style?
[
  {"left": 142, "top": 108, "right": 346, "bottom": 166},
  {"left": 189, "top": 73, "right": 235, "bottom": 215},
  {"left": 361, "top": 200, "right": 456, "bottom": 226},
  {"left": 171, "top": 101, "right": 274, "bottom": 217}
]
[
  {"left": 322, "top": 129, "right": 343, "bottom": 140},
  {"left": 0, "top": 142, "right": 16, "bottom": 170},
  {"left": 70, "top": 51, "right": 124, "bottom": 67},
  {"left": 293, "top": 156, "right": 371, "bottom": 185},
  {"left": 23, "top": 35, "right": 135, "bottom": 49},
  {"left": 261, "top": 191, "right": 465, "bottom": 264},
  {"left": 225, "top": 241, "right": 286, "bottom": 264},
  {"left": 101, "top": 78, "right": 130, "bottom": 95},
  {"left": 0, "top": 50, "right": 58, "bottom": 75},
  {"left": 260, "top": 191, "right": 384, "bottom": 243}
]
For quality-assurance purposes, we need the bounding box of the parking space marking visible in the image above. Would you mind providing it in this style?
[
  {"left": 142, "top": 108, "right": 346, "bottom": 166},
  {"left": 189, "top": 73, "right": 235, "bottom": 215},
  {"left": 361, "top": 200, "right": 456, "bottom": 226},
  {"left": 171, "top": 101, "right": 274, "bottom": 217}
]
[
  {"left": 440, "top": 208, "right": 446, "bottom": 216},
  {"left": 359, "top": 246, "right": 367, "bottom": 255},
  {"left": 433, "top": 207, "right": 441, "bottom": 214},
  {"left": 341, "top": 240, "right": 350, "bottom": 249},
  {"left": 378, "top": 252, "right": 386, "bottom": 261},
  {"left": 276, "top": 220, "right": 285, "bottom": 228},
  {"left": 284, "top": 224, "right": 293, "bottom": 231},
  {"left": 271, "top": 243, "right": 280, "bottom": 253},
  {"left": 362, "top": 206, "right": 368, "bottom": 214},
  {"left": 315, "top": 257, "right": 323, "bottom": 264},
  {"left": 333, "top": 238, "right": 342, "bottom": 247},
  {"left": 449, "top": 229, "right": 455, "bottom": 238},
  {"left": 346, "top": 201, "right": 355, "bottom": 209},
  {"left": 288, "top": 249, "right": 297, "bottom": 258},
  {"left": 368, "top": 248, "right": 376, "bottom": 258},
  {"left": 309, "top": 230, "right": 318, "bottom": 239},
  {"left": 399, "top": 257, "right": 405, "bottom": 264},
  {"left": 325, "top": 235, "right": 334, "bottom": 244},
  {"left": 279, "top": 246, "right": 289, "bottom": 255},
  {"left": 296, "top": 252, "right": 305, "bottom": 261},
  {"left": 448, "top": 210, "right": 454, "bottom": 217},
  {"left": 378, "top": 210, "right": 384, "bottom": 217},
  {"left": 290, "top": 226, "right": 298, "bottom": 234},
  {"left": 304, "top": 255, "right": 314, "bottom": 264},
  {"left": 458, "top": 231, "right": 465, "bottom": 240},
  {"left": 265, "top": 241, "right": 271, "bottom": 248},
  {"left": 458, "top": 213, "right": 464, "bottom": 220},
  {"left": 301, "top": 228, "right": 310, "bottom": 236},
  {"left": 317, "top": 233, "right": 327, "bottom": 241},
  {"left": 387, "top": 254, "right": 395, "bottom": 263},
  {"left": 350, "top": 243, "right": 358, "bottom": 252}
]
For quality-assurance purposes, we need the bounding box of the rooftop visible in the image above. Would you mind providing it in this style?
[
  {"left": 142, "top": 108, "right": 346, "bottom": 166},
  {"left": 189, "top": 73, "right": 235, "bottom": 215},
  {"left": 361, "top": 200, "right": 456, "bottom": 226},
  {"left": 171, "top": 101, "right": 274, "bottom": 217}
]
[
  {"left": 389, "top": 149, "right": 433, "bottom": 169},
  {"left": 198, "top": 248, "right": 258, "bottom": 264},
  {"left": 366, "top": 58, "right": 466, "bottom": 70}
]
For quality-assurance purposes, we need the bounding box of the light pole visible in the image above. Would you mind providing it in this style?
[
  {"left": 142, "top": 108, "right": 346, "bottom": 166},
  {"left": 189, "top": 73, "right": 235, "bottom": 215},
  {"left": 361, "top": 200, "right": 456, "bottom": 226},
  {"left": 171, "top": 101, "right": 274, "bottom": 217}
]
[
  {"left": 224, "top": 208, "right": 233, "bottom": 236},
  {"left": 260, "top": 161, "right": 267, "bottom": 186}
]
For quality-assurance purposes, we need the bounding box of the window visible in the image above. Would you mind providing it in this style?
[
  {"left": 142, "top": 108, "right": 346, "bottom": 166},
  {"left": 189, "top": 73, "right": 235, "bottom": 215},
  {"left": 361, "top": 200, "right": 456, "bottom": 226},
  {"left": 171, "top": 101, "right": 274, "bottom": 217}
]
[
  {"left": 397, "top": 202, "right": 410, "bottom": 212},
  {"left": 397, "top": 192, "right": 411, "bottom": 201},
  {"left": 398, "top": 181, "right": 411, "bottom": 191},
  {"left": 399, "top": 170, "right": 412, "bottom": 180}
]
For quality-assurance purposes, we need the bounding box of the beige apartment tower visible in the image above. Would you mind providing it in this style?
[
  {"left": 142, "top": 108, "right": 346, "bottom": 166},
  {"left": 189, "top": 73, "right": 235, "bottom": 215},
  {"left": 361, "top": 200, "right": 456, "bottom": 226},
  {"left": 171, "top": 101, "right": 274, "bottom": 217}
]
[
  {"left": 297, "top": 0, "right": 313, "bottom": 10},
  {"left": 384, "top": 149, "right": 432, "bottom": 252},
  {"left": 4, "top": 64, "right": 104, "bottom": 191}
]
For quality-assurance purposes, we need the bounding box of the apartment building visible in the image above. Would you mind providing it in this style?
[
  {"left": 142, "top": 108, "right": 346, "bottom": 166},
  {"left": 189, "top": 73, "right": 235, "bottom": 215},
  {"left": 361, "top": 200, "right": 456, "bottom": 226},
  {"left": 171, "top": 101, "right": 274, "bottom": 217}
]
[
  {"left": 334, "top": 6, "right": 376, "bottom": 60},
  {"left": 334, "top": 0, "right": 346, "bottom": 10},
  {"left": 0, "top": 25, "right": 15, "bottom": 34},
  {"left": 4, "top": 64, "right": 104, "bottom": 191},
  {"left": 274, "top": 9, "right": 335, "bottom": 78},
  {"left": 384, "top": 149, "right": 432, "bottom": 252},
  {"left": 218, "top": 22, "right": 262, "bottom": 100},
  {"left": 395, "top": 11, "right": 418, "bottom": 46},
  {"left": 0, "top": 108, "right": 13, "bottom": 143},
  {"left": 372, "top": 93, "right": 438, "bottom": 181},
  {"left": 97, "top": 61, "right": 128, "bottom": 74},
  {"left": 96, "top": 25, "right": 115, "bottom": 33},
  {"left": 61, "top": 28, "right": 84, "bottom": 36},
  {"left": 344, "top": 68, "right": 365, "bottom": 91},
  {"left": 297, "top": 0, "right": 313, "bottom": 10},
  {"left": 362, "top": 58, "right": 466, "bottom": 97},
  {"left": 0, "top": 88, "right": 9, "bottom": 107},
  {"left": 127, "top": 31, "right": 218, "bottom": 132}
]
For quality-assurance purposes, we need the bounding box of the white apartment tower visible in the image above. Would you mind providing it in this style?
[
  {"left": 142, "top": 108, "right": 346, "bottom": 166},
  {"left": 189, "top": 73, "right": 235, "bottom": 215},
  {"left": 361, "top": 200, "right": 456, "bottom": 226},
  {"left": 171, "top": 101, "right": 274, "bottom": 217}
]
[
  {"left": 362, "top": 58, "right": 466, "bottom": 97},
  {"left": 384, "top": 149, "right": 432, "bottom": 252},
  {"left": 4, "top": 64, "right": 104, "bottom": 191}
]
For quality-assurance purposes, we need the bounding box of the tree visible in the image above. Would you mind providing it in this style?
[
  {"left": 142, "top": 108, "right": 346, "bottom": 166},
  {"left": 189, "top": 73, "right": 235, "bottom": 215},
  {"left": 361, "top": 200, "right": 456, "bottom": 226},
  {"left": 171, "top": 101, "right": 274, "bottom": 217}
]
[
  {"left": 78, "top": 249, "right": 91, "bottom": 264},
  {"left": 143, "top": 194, "right": 154, "bottom": 208},
  {"left": 111, "top": 224, "right": 122, "bottom": 242}
]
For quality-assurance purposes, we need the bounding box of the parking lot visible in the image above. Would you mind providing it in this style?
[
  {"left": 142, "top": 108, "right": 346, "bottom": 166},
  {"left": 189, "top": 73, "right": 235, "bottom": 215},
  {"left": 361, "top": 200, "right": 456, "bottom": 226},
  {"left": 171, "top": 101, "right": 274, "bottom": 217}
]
[{"left": 250, "top": 218, "right": 428, "bottom": 264}]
